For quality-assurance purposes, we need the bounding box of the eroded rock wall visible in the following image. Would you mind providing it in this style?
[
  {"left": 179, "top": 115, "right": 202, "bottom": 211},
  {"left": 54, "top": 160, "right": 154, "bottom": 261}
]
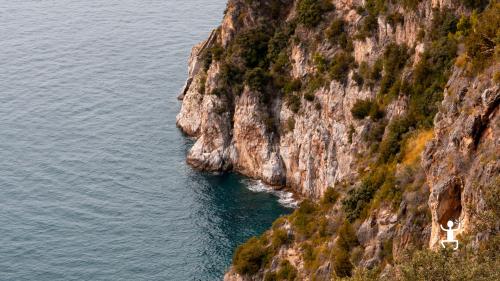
[
  {"left": 177, "top": 0, "right": 444, "bottom": 197},
  {"left": 423, "top": 65, "right": 499, "bottom": 248},
  {"left": 176, "top": 0, "right": 499, "bottom": 279}
]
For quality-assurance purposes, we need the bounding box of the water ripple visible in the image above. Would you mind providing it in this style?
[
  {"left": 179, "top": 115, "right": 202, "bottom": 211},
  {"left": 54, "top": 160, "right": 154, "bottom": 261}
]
[{"left": 0, "top": 1, "right": 291, "bottom": 280}]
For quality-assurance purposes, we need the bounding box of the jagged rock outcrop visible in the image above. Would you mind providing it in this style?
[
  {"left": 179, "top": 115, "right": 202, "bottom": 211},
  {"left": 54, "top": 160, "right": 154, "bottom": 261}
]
[
  {"left": 177, "top": 0, "right": 438, "bottom": 197},
  {"left": 423, "top": 65, "right": 499, "bottom": 248}
]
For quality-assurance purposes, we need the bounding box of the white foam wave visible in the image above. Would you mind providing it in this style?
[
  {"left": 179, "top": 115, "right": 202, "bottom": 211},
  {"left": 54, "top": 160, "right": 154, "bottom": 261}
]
[{"left": 244, "top": 180, "right": 299, "bottom": 208}]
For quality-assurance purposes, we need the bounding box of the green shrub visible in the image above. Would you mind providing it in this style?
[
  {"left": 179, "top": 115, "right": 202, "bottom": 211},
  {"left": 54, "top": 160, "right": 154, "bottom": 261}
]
[
  {"left": 198, "top": 75, "right": 207, "bottom": 94},
  {"left": 233, "top": 27, "right": 271, "bottom": 68},
  {"left": 301, "top": 243, "right": 314, "bottom": 263},
  {"left": 233, "top": 237, "right": 269, "bottom": 275},
  {"left": 378, "top": 43, "right": 409, "bottom": 98},
  {"left": 272, "top": 229, "right": 291, "bottom": 248},
  {"left": 386, "top": 12, "right": 404, "bottom": 27},
  {"left": 315, "top": 102, "right": 321, "bottom": 111},
  {"left": 291, "top": 200, "right": 319, "bottom": 238},
  {"left": 378, "top": 117, "right": 413, "bottom": 163},
  {"left": 378, "top": 74, "right": 395, "bottom": 97},
  {"left": 271, "top": 51, "right": 291, "bottom": 74},
  {"left": 337, "top": 222, "right": 359, "bottom": 250},
  {"left": 264, "top": 272, "right": 277, "bottom": 281},
  {"left": 381, "top": 238, "right": 394, "bottom": 264},
  {"left": 245, "top": 67, "right": 269, "bottom": 92},
  {"left": 317, "top": 217, "right": 332, "bottom": 237},
  {"left": 286, "top": 94, "right": 301, "bottom": 113},
  {"left": 358, "top": 0, "right": 412, "bottom": 37},
  {"left": 342, "top": 166, "right": 389, "bottom": 221},
  {"left": 365, "top": 120, "right": 386, "bottom": 143},
  {"left": 276, "top": 260, "right": 298, "bottom": 280},
  {"left": 351, "top": 99, "right": 384, "bottom": 120},
  {"left": 359, "top": 60, "right": 382, "bottom": 87},
  {"left": 397, "top": 0, "right": 422, "bottom": 10},
  {"left": 372, "top": 176, "right": 401, "bottom": 210},
  {"left": 305, "top": 74, "right": 327, "bottom": 93},
  {"left": 333, "top": 246, "right": 354, "bottom": 278},
  {"left": 475, "top": 176, "right": 500, "bottom": 233},
  {"left": 286, "top": 117, "right": 296, "bottom": 132},
  {"left": 333, "top": 222, "right": 358, "bottom": 277},
  {"left": 357, "top": 14, "right": 378, "bottom": 39},
  {"left": 268, "top": 25, "right": 294, "bottom": 64},
  {"left": 358, "top": 62, "right": 372, "bottom": 86},
  {"left": 329, "top": 52, "right": 355, "bottom": 83},
  {"left": 201, "top": 49, "right": 213, "bottom": 71},
  {"left": 283, "top": 78, "right": 301, "bottom": 94},
  {"left": 304, "top": 91, "right": 315, "bottom": 101},
  {"left": 297, "top": 199, "right": 317, "bottom": 215},
  {"left": 326, "top": 18, "right": 352, "bottom": 50},
  {"left": 387, "top": 80, "right": 403, "bottom": 100},
  {"left": 352, "top": 71, "right": 364, "bottom": 87},
  {"left": 326, "top": 18, "right": 345, "bottom": 41},
  {"left": 370, "top": 59, "right": 383, "bottom": 80},
  {"left": 351, "top": 99, "right": 372, "bottom": 119},
  {"left": 459, "top": 0, "right": 489, "bottom": 10},
  {"left": 211, "top": 43, "right": 224, "bottom": 61},
  {"left": 355, "top": 5, "right": 366, "bottom": 15},
  {"left": 455, "top": 15, "right": 472, "bottom": 38},
  {"left": 464, "top": 3, "right": 500, "bottom": 73},
  {"left": 321, "top": 187, "right": 340, "bottom": 205},
  {"left": 382, "top": 43, "right": 408, "bottom": 77},
  {"left": 366, "top": 0, "right": 386, "bottom": 15},
  {"left": 409, "top": 36, "right": 457, "bottom": 128},
  {"left": 313, "top": 53, "right": 329, "bottom": 73},
  {"left": 296, "top": 0, "right": 334, "bottom": 28},
  {"left": 416, "top": 29, "right": 425, "bottom": 41},
  {"left": 429, "top": 9, "right": 458, "bottom": 40},
  {"left": 263, "top": 115, "right": 275, "bottom": 132},
  {"left": 218, "top": 62, "right": 244, "bottom": 94},
  {"left": 348, "top": 125, "right": 355, "bottom": 143},
  {"left": 494, "top": 71, "right": 500, "bottom": 84}
]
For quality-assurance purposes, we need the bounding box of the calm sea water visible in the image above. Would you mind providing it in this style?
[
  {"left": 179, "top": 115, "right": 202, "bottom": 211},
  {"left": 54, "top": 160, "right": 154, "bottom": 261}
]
[{"left": 0, "top": 1, "right": 291, "bottom": 280}]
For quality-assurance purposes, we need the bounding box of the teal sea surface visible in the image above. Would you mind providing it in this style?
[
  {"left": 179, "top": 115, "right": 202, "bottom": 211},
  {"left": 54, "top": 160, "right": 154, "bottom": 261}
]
[{"left": 0, "top": 1, "right": 291, "bottom": 280}]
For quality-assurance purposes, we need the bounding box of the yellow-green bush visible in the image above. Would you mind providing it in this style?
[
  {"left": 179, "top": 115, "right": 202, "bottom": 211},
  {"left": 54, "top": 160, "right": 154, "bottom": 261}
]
[
  {"left": 276, "top": 260, "right": 298, "bottom": 280},
  {"left": 321, "top": 187, "right": 340, "bottom": 206},
  {"left": 332, "top": 222, "right": 359, "bottom": 277},
  {"left": 290, "top": 200, "right": 319, "bottom": 238},
  {"left": 464, "top": 2, "right": 500, "bottom": 73},
  {"left": 272, "top": 229, "right": 291, "bottom": 248},
  {"left": 233, "top": 237, "right": 270, "bottom": 275},
  {"left": 342, "top": 165, "right": 392, "bottom": 221}
]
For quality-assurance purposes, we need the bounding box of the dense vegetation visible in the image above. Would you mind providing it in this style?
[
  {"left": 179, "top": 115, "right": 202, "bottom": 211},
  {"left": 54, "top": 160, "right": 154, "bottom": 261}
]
[
  {"left": 463, "top": 2, "right": 500, "bottom": 73},
  {"left": 351, "top": 99, "right": 384, "bottom": 120},
  {"left": 296, "top": 0, "right": 334, "bottom": 28},
  {"left": 233, "top": 237, "right": 269, "bottom": 275}
]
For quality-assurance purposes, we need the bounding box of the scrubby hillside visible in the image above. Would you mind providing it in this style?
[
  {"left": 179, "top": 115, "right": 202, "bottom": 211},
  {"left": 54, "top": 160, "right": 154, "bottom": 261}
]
[{"left": 176, "top": 0, "right": 499, "bottom": 280}]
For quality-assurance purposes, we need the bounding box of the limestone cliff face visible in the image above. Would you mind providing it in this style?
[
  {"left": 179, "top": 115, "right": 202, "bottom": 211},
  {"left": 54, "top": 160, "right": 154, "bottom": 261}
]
[
  {"left": 177, "top": 0, "right": 498, "bottom": 279},
  {"left": 176, "top": 0, "right": 440, "bottom": 197},
  {"left": 423, "top": 66, "right": 499, "bottom": 249}
]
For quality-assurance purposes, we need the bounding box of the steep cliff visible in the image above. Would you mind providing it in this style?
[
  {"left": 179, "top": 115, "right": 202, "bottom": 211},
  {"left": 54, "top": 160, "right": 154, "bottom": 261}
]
[{"left": 177, "top": 0, "right": 499, "bottom": 280}]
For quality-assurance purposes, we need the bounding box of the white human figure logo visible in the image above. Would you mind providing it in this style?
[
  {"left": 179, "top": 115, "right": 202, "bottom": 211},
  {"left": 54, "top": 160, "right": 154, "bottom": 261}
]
[{"left": 440, "top": 220, "right": 461, "bottom": 250}]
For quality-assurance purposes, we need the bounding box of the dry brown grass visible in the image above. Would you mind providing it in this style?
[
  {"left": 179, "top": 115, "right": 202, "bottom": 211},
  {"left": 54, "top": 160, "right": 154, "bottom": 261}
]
[{"left": 402, "top": 129, "right": 434, "bottom": 166}]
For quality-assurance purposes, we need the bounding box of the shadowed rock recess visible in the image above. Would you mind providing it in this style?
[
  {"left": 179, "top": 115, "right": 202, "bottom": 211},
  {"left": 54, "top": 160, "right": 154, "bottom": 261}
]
[{"left": 177, "top": 0, "right": 499, "bottom": 280}]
